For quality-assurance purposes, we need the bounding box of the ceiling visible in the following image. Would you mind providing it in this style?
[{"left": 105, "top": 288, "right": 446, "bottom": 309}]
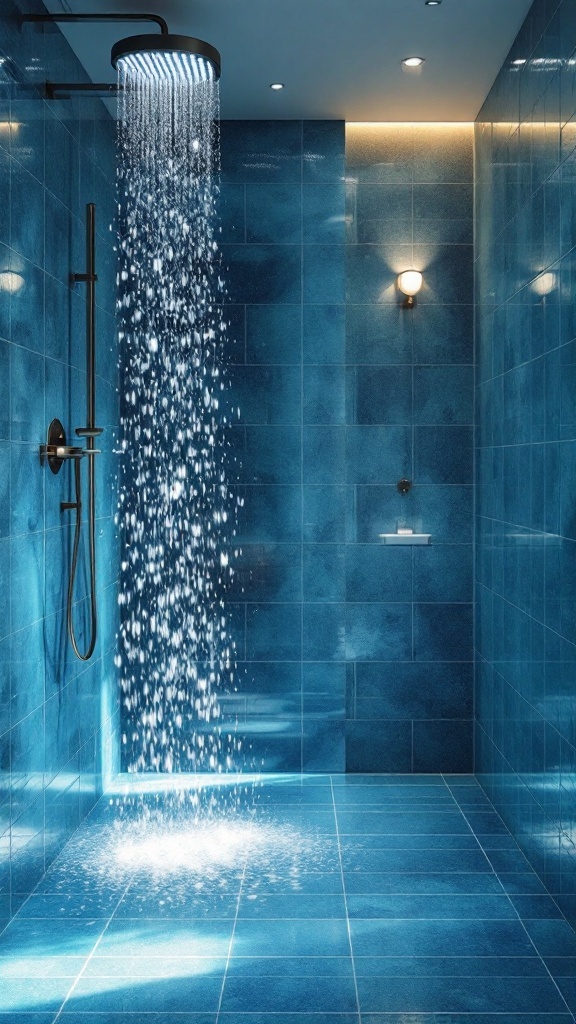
[{"left": 45, "top": 0, "right": 534, "bottom": 120}]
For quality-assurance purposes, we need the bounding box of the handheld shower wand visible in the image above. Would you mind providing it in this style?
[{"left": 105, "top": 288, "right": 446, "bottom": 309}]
[{"left": 68, "top": 203, "right": 102, "bottom": 661}]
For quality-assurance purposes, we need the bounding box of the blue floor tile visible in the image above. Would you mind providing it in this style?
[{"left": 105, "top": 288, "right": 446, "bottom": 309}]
[
  {"left": 58, "top": 1015, "right": 216, "bottom": 1024},
  {"left": 219, "top": 1016, "right": 357, "bottom": 1024},
  {"left": 0, "top": 1016, "right": 57, "bottom": 1024},
  {"left": 0, "top": 919, "right": 106, "bottom": 958},
  {"left": 62, "top": 977, "right": 223, "bottom": 1013},
  {"left": 545, "top": 957, "right": 576, "bottom": 976},
  {"left": 220, "top": 974, "right": 358, "bottom": 1013},
  {"left": 556, "top": 978, "right": 576, "bottom": 1013},
  {"left": 336, "top": 811, "right": 471, "bottom": 835},
  {"left": 257, "top": 806, "right": 337, "bottom": 825},
  {"left": 340, "top": 833, "right": 481, "bottom": 850},
  {"left": 356, "top": 974, "right": 567, "bottom": 1013},
  {"left": 463, "top": 811, "right": 510, "bottom": 834},
  {"left": 96, "top": 920, "right": 234, "bottom": 958},
  {"left": 114, "top": 893, "right": 238, "bottom": 919},
  {"left": 347, "top": 893, "right": 517, "bottom": 919},
  {"left": 353, "top": 954, "right": 546, "bottom": 976},
  {"left": 3, "top": 774, "right": 575, "bottom": 1022},
  {"left": 333, "top": 775, "right": 443, "bottom": 786},
  {"left": 484, "top": 848, "right": 534, "bottom": 872},
  {"left": 508, "top": 893, "right": 564, "bottom": 918},
  {"left": 446, "top": 785, "right": 492, "bottom": 805},
  {"left": 344, "top": 872, "right": 502, "bottom": 894},
  {"left": 0, "top": 956, "right": 85, "bottom": 978},
  {"left": 488, "top": 871, "right": 548, "bottom": 894},
  {"left": 349, "top": 918, "right": 537, "bottom": 957},
  {"left": 16, "top": 893, "right": 123, "bottom": 918},
  {"left": 0, "top": 977, "right": 73, "bottom": 1012},
  {"left": 231, "top": 919, "right": 351, "bottom": 957},
  {"left": 333, "top": 786, "right": 452, "bottom": 805},
  {"left": 341, "top": 848, "right": 491, "bottom": 872},
  {"left": 340, "top": 799, "right": 457, "bottom": 813},
  {"left": 477, "top": 834, "right": 524, "bottom": 850},
  {"left": 225, "top": 955, "right": 354, "bottom": 977},
  {"left": 524, "top": 918, "right": 576, "bottom": 956},
  {"left": 443, "top": 774, "right": 480, "bottom": 786},
  {"left": 241, "top": 872, "right": 344, "bottom": 895},
  {"left": 236, "top": 894, "right": 347, "bottom": 918},
  {"left": 80, "top": 957, "right": 228, "bottom": 979},
  {"left": 359, "top": 1016, "right": 574, "bottom": 1024}
]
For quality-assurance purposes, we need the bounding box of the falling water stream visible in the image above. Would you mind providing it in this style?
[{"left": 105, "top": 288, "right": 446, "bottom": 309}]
[{"left": 115, "top": 58, "right": 243, "bottom": 796}]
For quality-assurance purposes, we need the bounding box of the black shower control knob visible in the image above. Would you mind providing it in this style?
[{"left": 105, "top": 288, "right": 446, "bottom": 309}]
[{"left": 397, "top": 479, "right": 412, "bottom": 495}]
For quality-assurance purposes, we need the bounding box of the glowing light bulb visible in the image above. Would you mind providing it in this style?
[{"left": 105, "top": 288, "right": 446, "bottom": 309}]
[
  {"left": 398, "top": 270, "right": 423, "bottom": 299},
  {"left": 401, "top": 56, "right": 425, "bottom": 71},
  {"left": 0, "top": 271, "right": 25, "bottom": 293}
]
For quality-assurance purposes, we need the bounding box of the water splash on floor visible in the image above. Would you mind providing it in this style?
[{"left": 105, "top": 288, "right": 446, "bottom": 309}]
[{"left": 115, "top": 57, "right": 242, "bottom": 783}]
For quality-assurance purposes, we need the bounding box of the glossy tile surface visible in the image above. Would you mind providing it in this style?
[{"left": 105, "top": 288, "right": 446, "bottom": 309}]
[
  {"left": 475, "top": 0, "right": 576, "bottom": 928},
  {"left": 0, "top": 0, "right": 120, "bottom": 930},
  {"left": 0, "top": 774, "right": 574, "bottom": 1021}
]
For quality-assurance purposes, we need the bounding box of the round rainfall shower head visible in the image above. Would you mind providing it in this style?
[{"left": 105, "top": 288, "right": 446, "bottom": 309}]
[{"left": 111, "top": 34, "right": 221, "bottom": 82}]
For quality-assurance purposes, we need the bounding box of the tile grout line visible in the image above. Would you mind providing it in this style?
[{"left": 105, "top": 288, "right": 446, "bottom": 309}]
[
  {"left": 441, "top": 774, "right": 501, "bottom": 875},
  {"left": 329, "top": 773, "right": 362, "bottom": 1024}
]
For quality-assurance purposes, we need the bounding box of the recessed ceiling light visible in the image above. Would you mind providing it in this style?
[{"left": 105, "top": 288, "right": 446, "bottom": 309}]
[
  {"left": 401, "top": 56, "right": 425, "bottom": 69},
  {"left": 512, "top": 58, "right": 527, "bottom": 65},
  {"left": 270, "top": 82, "right": 285, "bottom": 90},
  {"left": 425, "top": 1, "right": 441, "bottom": 5}
]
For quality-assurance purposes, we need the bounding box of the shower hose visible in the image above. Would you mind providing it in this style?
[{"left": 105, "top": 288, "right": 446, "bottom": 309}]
[{"left": 67, "top": 453, "right": 97, "bottom": 661}]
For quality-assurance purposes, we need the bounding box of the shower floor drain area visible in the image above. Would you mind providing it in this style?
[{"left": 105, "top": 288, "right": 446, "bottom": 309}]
[{"left": 0, "top": 773, "right": 574, "bottom": 1020}]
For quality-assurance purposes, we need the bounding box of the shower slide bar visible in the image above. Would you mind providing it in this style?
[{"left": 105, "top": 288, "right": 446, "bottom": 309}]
[{"left": 40, "top": 203, "right": 103, "bottom": 662}]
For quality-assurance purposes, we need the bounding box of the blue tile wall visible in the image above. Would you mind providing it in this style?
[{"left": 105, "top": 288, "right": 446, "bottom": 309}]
[
  {"left": 344, "top": 125, "right": 474, "bottom": 773},
  {"left": 0, "top": 0, "right": 120, "bottom": 929},
  {"left": 475, "top": 0, "right": 576, "bottom": 927},
  {"left": 220, "top": 120, "right": 347, "bottom": 772},
  {"left": 220, "top": 121, "right": 474, "bottom": 773}
]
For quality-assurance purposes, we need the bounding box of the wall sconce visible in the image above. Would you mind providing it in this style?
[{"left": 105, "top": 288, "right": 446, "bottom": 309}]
[
  {"left": 532, "top": 271, "right": 556, "bottom": 296},
  {"left": 0, "top": 270, "right": 25, "bottom": 293},
  {"left": 398, "top": 271, "right": 423, "bottom": 308}
]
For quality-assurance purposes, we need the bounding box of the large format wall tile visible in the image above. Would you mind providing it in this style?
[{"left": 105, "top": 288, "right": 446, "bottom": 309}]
[
  {"left": 344, "top": 124, "right": 474, "bottom": 772},
  {"left": 475, "top": 0, "right": 576, "bottom": 927},
  {"left": 220, "top": 121, "right": 347, "bottom": 771},
  {"left": 222, "top": 121, "right": 474, "bottom": 773},
  {"left": 0, "top": 0, "right": 120, "bottom": 930}
]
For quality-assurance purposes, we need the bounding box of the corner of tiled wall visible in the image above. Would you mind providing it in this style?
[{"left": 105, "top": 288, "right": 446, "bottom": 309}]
[{"left": 475, "top": 0, "right": 576, "bottom": 926}]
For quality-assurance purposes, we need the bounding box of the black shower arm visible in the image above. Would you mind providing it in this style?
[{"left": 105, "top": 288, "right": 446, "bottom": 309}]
[{"left": 22, "top": 12, "right": 170, "bottom": 36}]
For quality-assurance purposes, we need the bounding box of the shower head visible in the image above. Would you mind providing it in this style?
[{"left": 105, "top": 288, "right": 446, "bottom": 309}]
[{"left": 111, "top": 34, "right": 221, "bottom": 82}]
